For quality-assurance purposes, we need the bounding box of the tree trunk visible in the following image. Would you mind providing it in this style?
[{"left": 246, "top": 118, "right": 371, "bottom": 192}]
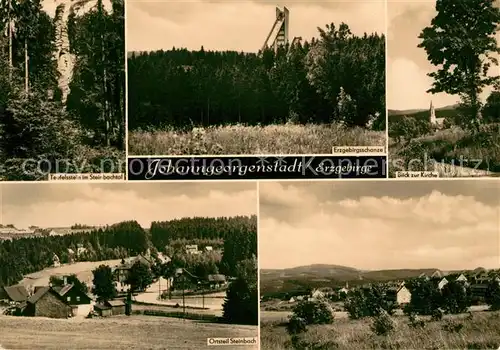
[
  {"left": 99, "top": 3, "right": 110, "bottom": 147},
  {"left": 25, "top": 39, "right": 29, "bottom": 93},
  {"left": 8, "top": 0, "right": 12, "bottom": 80}
]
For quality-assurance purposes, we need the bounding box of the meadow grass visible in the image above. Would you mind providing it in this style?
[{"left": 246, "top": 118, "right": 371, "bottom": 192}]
[
  {"left": 389, "top": 124, "right": 500, "bottom": 177},
  {"left": 128, "top": 123, "right": 385, "bottom": 155},
  {"left": 261, "top": 311, "right": 500, "bottom": 350},
  {"left": 0, "top": 314, "right": 258, "bottom": 350}
]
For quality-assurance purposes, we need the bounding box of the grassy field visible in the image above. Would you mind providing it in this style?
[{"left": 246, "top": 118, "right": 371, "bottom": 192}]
[
  {"left": 20, "top": 259, "right": 123, "bottom": 288},
  {"left": 389, "top": 124, "right": 500, "bottom": 177},
  {"left": 0, "top": 315, "right": 258, "bottom": 350},
  {"left": 128, "top": 124, "right": 385, "bottom": 155},
  {"left": 261, "top": 311, "right": 500, "bottom": 349}
]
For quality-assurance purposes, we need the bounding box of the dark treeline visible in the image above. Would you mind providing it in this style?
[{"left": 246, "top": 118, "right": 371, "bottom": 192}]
[
  {"left": 0, "top": 0, "right": 124, "bottom": 180},
  {"left": 128, "top": 23, "right": 385, "bottom": 131},
  {"left": 0, "top": 221, "right": 146, "bottom": 286},
  {"left": 150, "top": 215, "right": 256, "bottom": 250},
  {"left": 0, "top": 216, "right": 257, "bottom": 286}
]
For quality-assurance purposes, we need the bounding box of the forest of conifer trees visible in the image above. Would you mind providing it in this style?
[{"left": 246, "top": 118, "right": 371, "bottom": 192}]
[
  {"left": 0, "top": 0, "right": 125, "bottom": 180},
  {"left": 128, "top": 20, "right": 386, "bottom": 155},
  {"left": 0, "top": 215, "right": 257, "bottom": 287}
]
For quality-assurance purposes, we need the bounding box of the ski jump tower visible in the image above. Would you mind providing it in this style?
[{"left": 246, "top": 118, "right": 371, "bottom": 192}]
[{"left": 261, "top": 6, "right": 290, "bottom": 53}]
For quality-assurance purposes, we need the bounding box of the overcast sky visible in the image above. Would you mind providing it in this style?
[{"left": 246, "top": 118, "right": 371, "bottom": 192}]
[
  {"left": 1, "top": 182, "right": 256, "bottom": 229},
  {"left": 260, "top": 180, "right": 500, "bottom": 271},
  {"left": 127, "top": 0, "right": 385, "bottom": 52},
  {"left": 388, "top": 0, "right": 500, "bottom": 110}
]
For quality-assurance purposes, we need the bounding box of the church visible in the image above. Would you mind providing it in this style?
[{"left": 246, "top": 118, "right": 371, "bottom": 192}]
[{"left": 429, "top": 101, "right": 445, "bottom": 127}]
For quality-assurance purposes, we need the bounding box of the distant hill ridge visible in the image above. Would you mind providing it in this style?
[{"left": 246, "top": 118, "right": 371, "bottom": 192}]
[
  {"left": 389, "top": 104, "right": 459, "bottom": 117},
  {"left": 260, "top": 264, "right": 492, "bottom": 295},
  {"left": 388, "top": 104, "right": 460, "bottom": 122}
]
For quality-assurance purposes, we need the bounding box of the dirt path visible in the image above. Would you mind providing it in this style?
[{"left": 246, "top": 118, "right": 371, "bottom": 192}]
[{"left": 135, "top": 284, "right": 225, "bottom": 312}]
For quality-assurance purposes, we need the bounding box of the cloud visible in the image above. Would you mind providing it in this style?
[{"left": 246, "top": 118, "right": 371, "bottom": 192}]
[
  {"left": 259, "top": 181, "right": 500, "bottom": 270},
  {"left": 2, "top": 183, "right": 256, "bottom": 228},
  {"left": 127, "top": 0, "right": 385, "bottom": 52},
  {"left": 388, "top": 58, "right": 460, "bottom": 110}
]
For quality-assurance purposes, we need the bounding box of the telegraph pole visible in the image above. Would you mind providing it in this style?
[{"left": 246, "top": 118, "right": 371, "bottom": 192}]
[
  {"left": 158, "top": 277, "right": 161, "bottom": 299},
  {"left": 182, "top": 275, "right": 185, "bottom": 317}
]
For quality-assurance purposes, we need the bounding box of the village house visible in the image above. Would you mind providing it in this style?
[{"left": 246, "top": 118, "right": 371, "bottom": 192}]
[
  {"left": 438, "top": 277, "right": 448, "bottom": 290},
  {"left": 112, "top": 253, "right": 156, "bottom": 292},
  {"left": 51, "top": 280, "right": 92, "bottom": 316},
  {"left": 0, "top": 285, "right": 30, "bottom": 305},
  {"left": 52, "top": 253, "right": 61, "bottom": 267},
  {"left": 387, "top": 284, "right": 411, "bottom": 305},
  {"left": 456, "top": 274, "right": 468, "bottom": 283},
  {"left": 43, "top": 227, "right": 95, "bottom": 237},
  {"left": 23, "top": 287, "right": 72, "bottom": 318},
  {"left": 207, "top": 274, "right": 227, "bottom": 289},
  {"left": 94, "top": 299, "right": 126, "bottom": 317},
  {"left": 205, "top": 246, "right": 213, "bottom": 252},
  {"left": 76, "top": 244, "right": 88, "bottom": 257},
  {"left": 310, "top": 288, "right": 326, "bottom": 300},
  {"left": 0, "top": 227, "right": 35, "bottom": 239},
  {"left": 156, "top": 252, "right": 171, "bottom": 264},
  {"left": 337, "top": 282, "right": 350, "bottom": 296},
  {"left": 185, "top": 245, "right": 199, "bottom": 255}
]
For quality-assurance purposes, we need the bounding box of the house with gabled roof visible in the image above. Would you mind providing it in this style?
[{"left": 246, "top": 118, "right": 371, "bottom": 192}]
[
  {"left": 185, "top": 245, "right": 199, "bottom": 255},
  {"left": 51, "top": 283, "right": 92, "bottom": 316},
  {"left": 207, "top": 274, "right": 227, "bottom": 288},
  {"left": 387, "top": 284, "right": 411, "bottom": 305},
  {"left": 438, "top": 277, "right": 448, "bottom": 290},
  {"left": 94, "top": 299, "right": 126, "bottom": 317},
  {"left": 0, "top": 285, "right": 30, "bottom": 304},
  {"left": 431, "top": 270, "right": 444, "bottom": 278},
  {"left": 52, "top": 253, "right": 61, "bottom": 267},
  {"left": 23, "top": 286, "right": 72, "bottom": 318}
]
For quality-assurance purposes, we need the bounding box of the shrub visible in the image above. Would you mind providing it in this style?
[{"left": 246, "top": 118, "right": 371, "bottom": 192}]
[
  {"left": 287, "top": 315, "right": 308, "bottom": 335},
  {"left": 485, "top": 278, "right": 500, "bottom": 311},
  {"left": 344, "top": 285, "right": 396, "bottom": 319},
  {"left": 292, "top": 300, "right": 334, "bottom": 325},
  {"left": 442, "top": 320, "right": 464, "bottom": 333},
  {"left": 370, "top": 310, "right": 395, "bottom": 336},
  {"left": 441, "top": 280, "right": 471, "bottom": 314},
  {"left": 408, "top": 312, "right": 426, "bottom": 329},
  {"left": 404, "top": 278, "right": 442, "bottom": 315},
  {"left": 431, "top": 308, "right": 444, "bottom": 321}
]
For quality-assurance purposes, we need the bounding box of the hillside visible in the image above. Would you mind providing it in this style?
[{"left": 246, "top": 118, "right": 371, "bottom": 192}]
[
  {"left": 260, "top": 264, "right": 449, "bottom": 296},
  {"left": 388, "top": 104, "right": 460, "bottom": 121}
]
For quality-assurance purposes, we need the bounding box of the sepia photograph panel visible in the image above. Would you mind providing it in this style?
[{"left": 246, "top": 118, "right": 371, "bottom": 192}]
[
  {"left": 0, "top": 0, "right": 125, "bottom": 181},
  {"left": 387, "top": 0, "right": 500, "bottom": 178},
  {"left": 0, "top": 182, "right": 258, "bottom": 349},
  {"left": 259, "top": 180, "right": 500, "bottom": 349},
  {"left": 127, "top": 0, "right": 386, "bottom": 156}
]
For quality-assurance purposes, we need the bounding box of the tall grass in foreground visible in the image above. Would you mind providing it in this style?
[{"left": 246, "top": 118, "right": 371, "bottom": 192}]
[
  {"left": 128, "top": 124, "right": 385, "bottom": 155},
  {"left": 261, "top": 311, "right": 500, "bottom": 350},
  {"left": 389, "top": 124, "right": 500, "bottom": 177}
]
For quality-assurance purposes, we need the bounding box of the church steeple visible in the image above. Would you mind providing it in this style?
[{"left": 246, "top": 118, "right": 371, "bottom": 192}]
[{"left": 430, "top": 100, "right": 436, "bottom": 124}]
